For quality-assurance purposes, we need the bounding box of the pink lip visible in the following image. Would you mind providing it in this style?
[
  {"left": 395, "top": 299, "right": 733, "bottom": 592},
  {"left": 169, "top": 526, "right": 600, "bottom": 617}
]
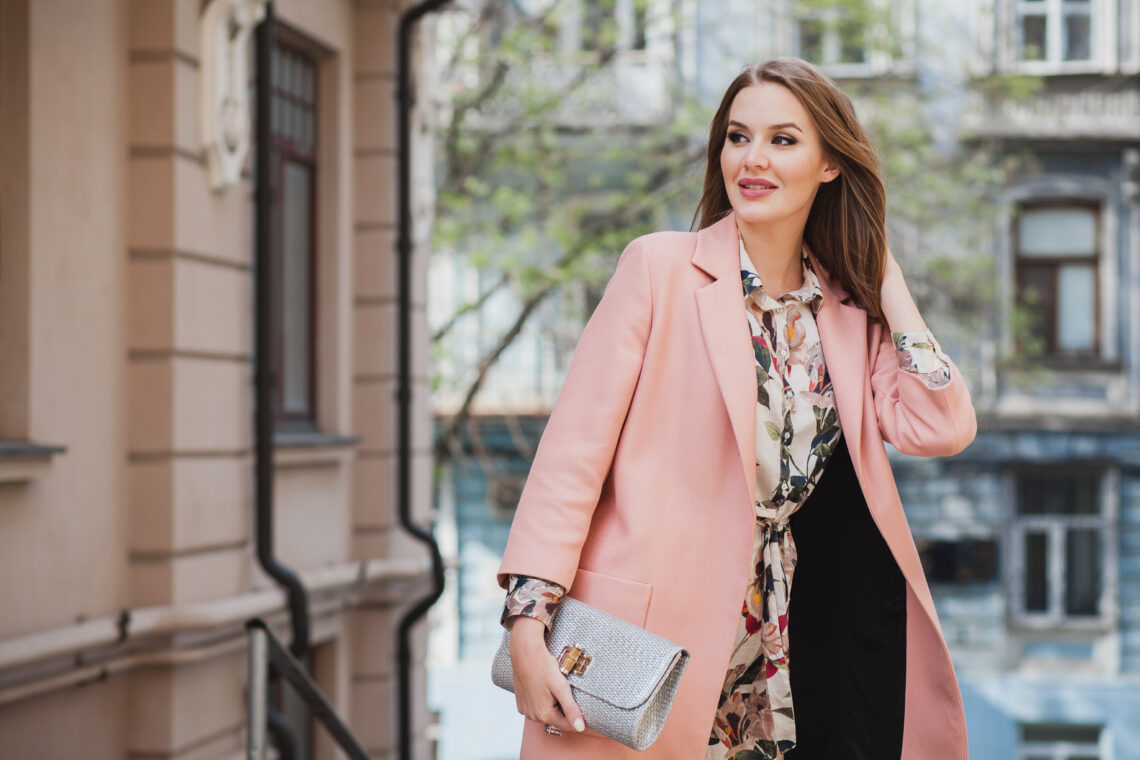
[{"left": 738, "top": 178, "right": 777, "bottom": 199}]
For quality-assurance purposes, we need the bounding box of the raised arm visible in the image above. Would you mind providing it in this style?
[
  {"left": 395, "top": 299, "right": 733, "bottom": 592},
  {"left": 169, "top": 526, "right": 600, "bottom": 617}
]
[{"left": 869, "top": 252, "right": 977, "bottom": 457}]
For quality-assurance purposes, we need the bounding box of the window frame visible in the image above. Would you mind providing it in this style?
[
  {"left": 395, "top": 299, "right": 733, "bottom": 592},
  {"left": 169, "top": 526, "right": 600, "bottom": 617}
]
[
  {"left": 794, "top": 4, "right": 870, "bottom": 71},
  {"left": 1002, "top": 0, "right": 1115, "bottom": 75},
  {"left": 570, "top": 0, "right": 659, "bottom": 55},
  {"left": 786, "top": 0, "right": 914, "bottom": 78},
  {"left": 1012, "top": 199, "right": 1102, "bottom": 361},
  {"left": 268, "top": 32, "right": 320, "bottom": 429},
  {"left": 1007, "top": 466, "right": 1118, "bottom": 632}
]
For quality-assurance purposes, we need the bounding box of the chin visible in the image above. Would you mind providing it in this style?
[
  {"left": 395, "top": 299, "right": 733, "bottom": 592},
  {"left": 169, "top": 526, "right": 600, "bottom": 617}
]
[{"left": 731, "top": 203, "right": 783, "bottom": 227}]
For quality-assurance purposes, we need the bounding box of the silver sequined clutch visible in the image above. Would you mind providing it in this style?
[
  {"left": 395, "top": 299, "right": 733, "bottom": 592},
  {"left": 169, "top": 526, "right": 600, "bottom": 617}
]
[{"left": 491, "top": 596, "right": 690, "bottom": 751}]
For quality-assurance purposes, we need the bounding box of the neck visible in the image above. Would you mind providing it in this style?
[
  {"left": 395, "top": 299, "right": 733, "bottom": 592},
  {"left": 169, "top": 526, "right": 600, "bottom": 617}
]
[{"left": 737, "top": 219, "right": 805, "bottom": 297}]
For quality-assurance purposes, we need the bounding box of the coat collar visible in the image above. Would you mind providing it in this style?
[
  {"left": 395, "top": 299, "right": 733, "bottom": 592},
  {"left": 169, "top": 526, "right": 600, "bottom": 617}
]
[{"left": 692, "top": 212, "right": 870, "bottom": 510}]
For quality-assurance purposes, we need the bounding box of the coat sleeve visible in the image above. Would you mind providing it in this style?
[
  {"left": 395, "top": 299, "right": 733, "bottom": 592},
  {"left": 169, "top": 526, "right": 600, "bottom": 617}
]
[
  {"left": 496, "top": 237, "right": 654, "bottom": 591},
  {"left": 867, "top": 323, "right": 977, "bottom": 457}
]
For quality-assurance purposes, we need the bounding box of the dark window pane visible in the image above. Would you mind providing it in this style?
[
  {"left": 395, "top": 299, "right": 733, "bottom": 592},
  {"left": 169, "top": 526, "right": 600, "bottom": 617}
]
[
  {"left": 301, "top": 62, "right": 314, "bottom": 102},
  {"left": 272, "top": 93, "right": 283, "bottom": 135},
  {"left": 798, "top": 19, "right": 825, "bottom": 63},
  {"left": 1021, "top": 14, "right": 1047, "bottom": 60},
  {"left": 292, "top": 100, "right": 304, "bottom": 145},
  {"left": 632, "top": 0, "right": 648, "bottom": 50},
  {"left": 1018, "top": 472, "right": 1099, "bottom": 515},
  {"left": 917, "top": 538, "right": 999, "bottom": 583},
  {"left": 303, "top": 111, "right": 314, "bottom": 151},
  {"left": 1022, "top": 723, "right": 1101, "bottom": 744},
  {"left": 582, "top": 0, "right": 613, "bottom": 50},
  {"left": 271, "top": 47, "right": 282, "bottom": 87},
  {"left": 1065, "top": 528, "right": 1100, "bottom": 615},
  {"left": 1064, "top": 13, "right": 1091, "bottom": 60},
  {"left": 1024, "top": 531, "right": 1049, "bottom": 612},
  {"left": 287, "top": 52, "right": 299, "bottom": 95},
  {"left": 838, "top": 16, "right": 866, "bottom": 64},
  {"left": 281, "top": 160, "right": 313, "bottom": 416},
  {"left": 1018, "top": 264, "right": 1055, "bottom": 350}
]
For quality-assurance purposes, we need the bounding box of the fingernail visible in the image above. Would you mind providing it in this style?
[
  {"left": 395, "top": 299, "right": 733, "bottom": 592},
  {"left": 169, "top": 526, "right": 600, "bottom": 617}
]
[{"left": 574, "top": 718, "right": 585, "bottom": 732}]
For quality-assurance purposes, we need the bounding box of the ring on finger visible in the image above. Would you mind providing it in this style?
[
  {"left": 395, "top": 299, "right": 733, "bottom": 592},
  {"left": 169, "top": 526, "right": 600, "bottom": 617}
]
[{"left": 544, "top": 724, "right": 563, "bottom": 736}]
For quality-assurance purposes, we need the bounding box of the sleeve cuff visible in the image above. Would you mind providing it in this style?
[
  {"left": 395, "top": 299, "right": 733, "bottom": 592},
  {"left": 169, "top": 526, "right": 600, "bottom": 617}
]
[
  {"left": 893, "top": 330, "right": 952, "bottom": 390},
  {"left": 500, "top": 574, "right": 566, "bottom": 630}
]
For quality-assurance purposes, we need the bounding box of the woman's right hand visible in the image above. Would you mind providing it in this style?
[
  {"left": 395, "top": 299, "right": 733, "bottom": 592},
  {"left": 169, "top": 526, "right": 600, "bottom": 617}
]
[{"left": 508, "top": 616, "right": 586, "bottom": 734}]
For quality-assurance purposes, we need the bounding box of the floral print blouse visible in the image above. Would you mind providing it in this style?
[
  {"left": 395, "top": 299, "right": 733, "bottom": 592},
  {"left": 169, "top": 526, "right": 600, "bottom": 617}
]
[{"left": 502, "top": 240, "right": 952, "bottom": 759}]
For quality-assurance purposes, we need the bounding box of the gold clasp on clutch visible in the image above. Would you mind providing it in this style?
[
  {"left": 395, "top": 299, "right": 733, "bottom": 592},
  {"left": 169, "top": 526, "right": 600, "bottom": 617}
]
[{"left": 557, "top": 644, "right": 591, "bottom": 676}]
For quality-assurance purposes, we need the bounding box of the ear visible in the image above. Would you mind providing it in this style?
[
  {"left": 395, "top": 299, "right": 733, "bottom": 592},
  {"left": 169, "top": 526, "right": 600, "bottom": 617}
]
[{"left": 820, "top": 159, "right": 841, "bottom": 184}]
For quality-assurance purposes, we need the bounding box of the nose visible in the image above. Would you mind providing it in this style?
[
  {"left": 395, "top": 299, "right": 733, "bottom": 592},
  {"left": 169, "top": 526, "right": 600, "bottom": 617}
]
[{"left": 744, "top": 142, "right": 770, "bottom": 170}]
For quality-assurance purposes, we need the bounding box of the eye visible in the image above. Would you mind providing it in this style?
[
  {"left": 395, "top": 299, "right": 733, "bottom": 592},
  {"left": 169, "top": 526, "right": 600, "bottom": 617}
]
[
  {"left": 772, "top": 134, "right": 797, "bottom": 146},
  {"left": 727, "top": 131, "right": 749, "bottom": 145}
]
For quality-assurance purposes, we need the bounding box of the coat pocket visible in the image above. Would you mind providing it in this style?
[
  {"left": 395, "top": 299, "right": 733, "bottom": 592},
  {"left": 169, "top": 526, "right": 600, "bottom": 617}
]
[{"left": 566, "top": 567, "right": 653, "bottom": 628}]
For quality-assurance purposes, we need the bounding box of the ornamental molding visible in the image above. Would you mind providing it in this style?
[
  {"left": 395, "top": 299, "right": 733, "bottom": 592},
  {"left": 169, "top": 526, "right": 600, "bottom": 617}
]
[{"left": 199, "top": 0, "right": 268, "bottom": 192}]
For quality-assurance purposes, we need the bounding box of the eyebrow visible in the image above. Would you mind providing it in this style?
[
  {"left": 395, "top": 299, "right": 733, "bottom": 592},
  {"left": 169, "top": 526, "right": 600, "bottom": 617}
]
[{"left": 728, "top": 120, "right": 804, "bottom": 133}]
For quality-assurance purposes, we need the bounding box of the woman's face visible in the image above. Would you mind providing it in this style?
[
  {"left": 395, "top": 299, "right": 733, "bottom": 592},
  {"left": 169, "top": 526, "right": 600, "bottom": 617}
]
[{"left": 719, "top": 82, "right": 839, "bottom": 233}]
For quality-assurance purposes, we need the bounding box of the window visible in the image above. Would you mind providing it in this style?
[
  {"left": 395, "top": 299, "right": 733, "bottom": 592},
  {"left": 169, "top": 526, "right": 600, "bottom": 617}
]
[
  {"left": 1015, "top": 203, "right": 1099, "bottom": 358},
  {"left": 632, "top": 0, "right": 648, "bottom": 51},
  {"left": 795, "top": 2, "right": 869, "bottom": 67},
  {"left": 578, "top": 0, "right": 648, "bottom": 53},
  {"left": 1011, "top": 469, "right": 1107, "bottom": 623},
  {"left": 1019, "top": 723, "right": 1101, "bottom": 760},
  {"left": 269, "top": 37, "right": 318, "bottom": 426},
  {"left": 581, "top": 0, "right": 615, "bottom": 50},
  {"left": 917, "top": 538, "right": 999, "bottom": 583},
  {"left": 1014, "top": 0, "right": 1092, "bottom": 63}
]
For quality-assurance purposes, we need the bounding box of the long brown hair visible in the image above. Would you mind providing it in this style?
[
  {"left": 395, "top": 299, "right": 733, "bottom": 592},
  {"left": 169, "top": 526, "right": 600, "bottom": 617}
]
[{"left": 693, "top": 57, "right": 887, "bottom": 321}]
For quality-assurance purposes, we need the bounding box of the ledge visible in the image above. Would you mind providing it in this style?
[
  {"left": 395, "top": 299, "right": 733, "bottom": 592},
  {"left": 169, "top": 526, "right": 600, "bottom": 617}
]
[
  {"left": 0, "top": 441, "right": 66, "bottom": 484},
  {"left": 0, "top": 556, "right": 432, "bottom": 705},
  {"left": 273, "top": 430, "right": 360, "bottom": 468}
]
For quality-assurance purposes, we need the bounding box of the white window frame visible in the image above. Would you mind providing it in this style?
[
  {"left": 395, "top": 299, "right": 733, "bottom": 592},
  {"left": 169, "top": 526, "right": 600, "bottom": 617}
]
[
  {"left": 787, "top": 0, "right": 913, "bottom": 78},
  {"left": 1001, "top": 0, "right": 1118, "bottom": 74},
  {"left": 1018, "top": 722, "right": 1104, "bottom": 760},
  {"left": 564, "top": 0, "right": 666, "bottom": 56},
  {"left": 1007, "top": 467, "right": 1118, "bottom": 632}
]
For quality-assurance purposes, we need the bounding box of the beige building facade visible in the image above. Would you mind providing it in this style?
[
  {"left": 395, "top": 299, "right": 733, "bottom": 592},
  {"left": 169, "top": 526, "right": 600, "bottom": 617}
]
[{"left": 0, "top": 0, "right": 437, "bottom": 757}]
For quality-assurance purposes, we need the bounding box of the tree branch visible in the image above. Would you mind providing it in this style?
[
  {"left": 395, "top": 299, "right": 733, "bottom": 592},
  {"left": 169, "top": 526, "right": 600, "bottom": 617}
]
[
  {"left": 434, "top": 280, "right": 555, "bottom": 461},
  {"left": 433, "top": 146, "right": 704, "bottom": 461},
  {"left": 442, "top": 47, "right": 620, "bottom": 188},
  {"left": 432, "top": 271, "right": 510, "bottom": 343}
]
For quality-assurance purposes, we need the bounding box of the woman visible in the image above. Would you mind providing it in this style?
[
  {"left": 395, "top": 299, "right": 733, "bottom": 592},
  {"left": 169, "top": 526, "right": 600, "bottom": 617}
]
[{"left": 496, "top": 57, "right": 976, "bottom": 760}]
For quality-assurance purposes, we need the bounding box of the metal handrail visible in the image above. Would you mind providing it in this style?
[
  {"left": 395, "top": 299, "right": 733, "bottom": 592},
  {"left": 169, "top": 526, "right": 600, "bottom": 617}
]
[{"left": 246, "top": 619, "right": 373, "bottom": 760}]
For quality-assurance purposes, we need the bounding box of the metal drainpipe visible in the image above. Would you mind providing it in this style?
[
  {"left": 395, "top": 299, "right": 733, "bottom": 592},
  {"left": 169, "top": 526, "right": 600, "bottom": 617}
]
[
  {"left": 254, "top": 0, "right": 310, "bottom": 661},
  {"left": 395, "top": 1, "right": 451, "bottom": 758}
]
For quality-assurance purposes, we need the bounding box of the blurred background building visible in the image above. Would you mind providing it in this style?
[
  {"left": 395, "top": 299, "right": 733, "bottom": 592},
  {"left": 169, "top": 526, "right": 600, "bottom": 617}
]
[
  {"left": 0, "top": 0, "right": 439, "bottom": 758},
  {"left": 427, "top": 1, "right": 1140, "bottom": 759}
]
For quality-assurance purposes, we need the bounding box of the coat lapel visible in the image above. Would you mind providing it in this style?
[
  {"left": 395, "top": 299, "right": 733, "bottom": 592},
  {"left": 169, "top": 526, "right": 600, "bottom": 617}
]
[
  {"left": 690, "top": 215, "right": 872, "bottom": 515},
  {"left": 807, "top": 248, "right": 868, "bottom": 476},
  {"left": 693, "top": 214, "right": 758, "bottom": 508}
]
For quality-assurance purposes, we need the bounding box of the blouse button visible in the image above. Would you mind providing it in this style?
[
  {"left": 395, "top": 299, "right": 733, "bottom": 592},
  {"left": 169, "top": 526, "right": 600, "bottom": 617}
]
[{"left": 784, "top": 388, "right": 794, "bottom": 399}]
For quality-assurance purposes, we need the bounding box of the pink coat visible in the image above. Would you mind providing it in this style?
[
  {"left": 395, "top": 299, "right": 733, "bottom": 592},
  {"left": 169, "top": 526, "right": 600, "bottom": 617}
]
[{"left": 497, "top": 212, "right": 977, "bottom": 759}]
